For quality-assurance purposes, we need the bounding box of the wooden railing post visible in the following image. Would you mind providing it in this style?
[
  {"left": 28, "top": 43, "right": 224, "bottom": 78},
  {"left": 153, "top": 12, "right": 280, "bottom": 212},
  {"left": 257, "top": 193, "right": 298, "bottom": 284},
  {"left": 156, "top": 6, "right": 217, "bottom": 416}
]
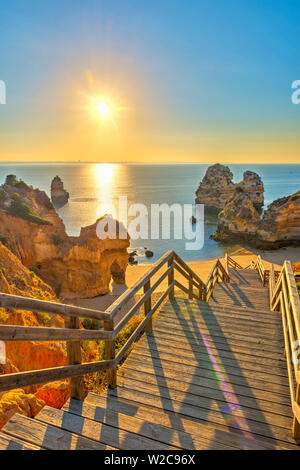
[
  {"left": 188, "top": 276, "right": 193, "bottom": 299},
  {"left": 104, "top": 318, "right": 116, "bottom": 388},
  {"left": 64, "top": 316, "right": 85, "bottom": 401},
  {"left": 168, "top": 256, "right": 175, "bottom": 300},
  {"left": 144, "top": 280, "right": 152, "bottom": 333},
  {"left": 293, "top": 385, "right": 300, "bottom": 439}
]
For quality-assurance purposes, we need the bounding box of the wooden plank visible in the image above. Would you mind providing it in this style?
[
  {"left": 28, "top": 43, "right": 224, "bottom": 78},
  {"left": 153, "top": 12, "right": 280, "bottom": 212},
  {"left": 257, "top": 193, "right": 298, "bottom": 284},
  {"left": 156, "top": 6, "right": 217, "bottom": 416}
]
[
  {"left": 86, "top": 393, "right": 298, "bottom": 451},
  {"left": 105, "top": 384, "right": 296, "bottom": 445},
  {"left": 0, "top": 292, "right": 108, "bottom": 321},
  {"left": 0, "top": 324, "right": 112, "bottom": 342},
  {"left": 153, "top": 317, "right": 285, "bottom": 349},
  {"left": 2, "top": 413, "right": 116, "bottom": 450},
  {"left": 122, "top": 356, "right": 291, "bottom": 406},
  {"left": 133, "top": 339, "right": 288, "bottom": 379},
  {"left": 154, "top": 310, "right": 285, "bottom": 342},
  {"left": 104, "top": 319, "right": 116, "bottom": 388},
  {"left": 139, "top": 332, "right": 287, "bottom": 370},
  {"left": 151, "top": 320, "right": 284, "bottom": 355},
  {"left": 119, "top": 365, "right": 292, "bottom": 418},
  {"left": 62, "top": 398, "right": 239, "bottom": 450},
  {"left": 128, "top": 346, "right": 289, "bottom": 388},
  {"left": 0, "top": 432, "right": 42, "bottom": 450},
  {"left": 36, "top": 406, "right": 177, "bottom": 450},
  {"left": 158, "top": 310, "right": 284, "bottom": 338},
  {"left": 174, "top": 298, "right": 282, "bottom": 317},
  {"left": 149, "top": 328, "right": 285, "bottom": 362},
  {"left": 169, "top": 304, "right": 282, "bottom": 324},
  {"left": 0, "top": 358, "right": 114, "bottom": 392},
  {"left": 65, "top": 315, "right": 85, "bottom": 401}
]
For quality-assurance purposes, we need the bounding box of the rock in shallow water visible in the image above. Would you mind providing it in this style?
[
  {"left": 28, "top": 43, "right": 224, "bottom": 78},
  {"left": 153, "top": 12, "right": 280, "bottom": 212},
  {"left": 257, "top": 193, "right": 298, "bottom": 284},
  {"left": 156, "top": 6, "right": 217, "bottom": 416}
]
[{"left": 51, "top": 175, "right": 69, "bottom": 208}]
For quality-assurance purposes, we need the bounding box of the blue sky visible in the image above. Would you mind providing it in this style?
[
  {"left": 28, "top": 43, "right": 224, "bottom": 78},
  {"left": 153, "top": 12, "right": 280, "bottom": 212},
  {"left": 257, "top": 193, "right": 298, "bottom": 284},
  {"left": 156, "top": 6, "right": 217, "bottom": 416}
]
[{"left": 0, "top": 0, "right": 299, "bottom": 162}]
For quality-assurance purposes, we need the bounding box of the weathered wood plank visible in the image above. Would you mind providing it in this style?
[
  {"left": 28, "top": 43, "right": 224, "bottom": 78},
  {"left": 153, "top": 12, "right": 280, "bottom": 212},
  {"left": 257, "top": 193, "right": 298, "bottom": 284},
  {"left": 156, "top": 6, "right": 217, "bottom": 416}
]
[
  {"left": 0, "top": 324, "right": 112, "bottom": 342},
  {"left": 62, "top": 398, "right": 239, "bottom": 450},
  {"left": 119, "top": 366, "right": 293, "bottom": 418},
  {"left": 104, "top": 385, "right": 296, "bottom": 445},
  {"left": 0, "top": 431, "right": 42, "bottom": 450},
  {"left": 85, "top": 394, "right": 298, "bottom": 450},
  {"left": 2, "top": 413, "right": 116, "bottom": 450},
  {"left": 116, "top": 375, "right": 292, "bottom": 429},
  {"left": 36, "top": 406, "right": 177, "bottom": 450},
  {"left": 0, "top": 293, "right": 108, "bottom": 321},
  {"left": 128, "top": 346, "right": 290, "bottom": 387},
  {"left": 0, "top": 359, "right": 114, "bottom": 392},
  {"left": 122, "top": 356, "right": 291, "bottom": 405}
]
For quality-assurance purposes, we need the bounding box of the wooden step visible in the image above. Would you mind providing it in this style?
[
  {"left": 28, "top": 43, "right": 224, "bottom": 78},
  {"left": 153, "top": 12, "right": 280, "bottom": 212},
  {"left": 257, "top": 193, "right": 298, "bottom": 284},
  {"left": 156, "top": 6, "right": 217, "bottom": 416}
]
[
  {"left": 119, "top": 365, "right": 293, "bottom": 418},
  {"left": 61, "top": 398, "right": 236, "bottom": 450},
  {"left": 2, "top": 413, "right": 116, "bottom": 450},
  {"left": 35, "top": 406, "right": 176, "bottom": 450},
  {"left": 122, "top": 356, "right": 291, "bottom": 404},
  {"left": 101, "top": 385, "right": 296, "bottom": 445},
  {"left": 0, "top": 431, "right": 41, "bottom": 450},
  {"left": 85, "top": 393, "right": 298, "bottom": 450}
]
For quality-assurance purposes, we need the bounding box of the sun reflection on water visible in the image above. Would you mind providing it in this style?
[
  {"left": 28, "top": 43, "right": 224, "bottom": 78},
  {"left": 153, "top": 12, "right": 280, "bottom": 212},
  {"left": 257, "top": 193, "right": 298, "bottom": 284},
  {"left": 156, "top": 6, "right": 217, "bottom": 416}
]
[{"left": 93, "top": 164, "right": 117, "bottom": 219}]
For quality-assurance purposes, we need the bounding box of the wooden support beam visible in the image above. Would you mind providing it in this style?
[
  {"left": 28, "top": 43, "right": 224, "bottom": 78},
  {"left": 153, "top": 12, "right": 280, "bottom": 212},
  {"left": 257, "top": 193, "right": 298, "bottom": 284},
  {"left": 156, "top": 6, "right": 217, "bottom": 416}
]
[
  {"left": 65, "top": 316, "right": 85, "bottom": 401},
  {"left": 168, "top": 257, "right": 175, "bottom": 300},
  {"left": 144, "top": 280, "right": 152, "bottom": 333},
  {"left": 104, "top": 319, "right": 116, "bottom": 389}
]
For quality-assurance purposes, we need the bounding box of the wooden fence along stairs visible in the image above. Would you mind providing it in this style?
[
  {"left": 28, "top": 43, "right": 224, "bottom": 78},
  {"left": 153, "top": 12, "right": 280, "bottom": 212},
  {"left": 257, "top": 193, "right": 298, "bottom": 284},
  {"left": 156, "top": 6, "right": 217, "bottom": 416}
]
[{"left": 0, "top": 251, "right": 300, "bottom": 450}]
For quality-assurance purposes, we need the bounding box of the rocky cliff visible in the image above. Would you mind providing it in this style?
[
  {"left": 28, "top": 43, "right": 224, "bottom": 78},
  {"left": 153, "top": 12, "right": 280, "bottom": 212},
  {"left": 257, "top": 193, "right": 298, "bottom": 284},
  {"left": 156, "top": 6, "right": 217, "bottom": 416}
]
[
  {"left": 0, "top": 176, "right": 129, "bottom": 299},
  {"left": 51, "top": 176, "right": 69, "bottom": 208},
  {"left": 212, "top": 189, "right": 300, "bottom": 249},
  {"left": 195, "top": 164, "right": 264, "bottom": 214},
  {"left": 0, "top": 242, "right": 68, "bottom": 429}
]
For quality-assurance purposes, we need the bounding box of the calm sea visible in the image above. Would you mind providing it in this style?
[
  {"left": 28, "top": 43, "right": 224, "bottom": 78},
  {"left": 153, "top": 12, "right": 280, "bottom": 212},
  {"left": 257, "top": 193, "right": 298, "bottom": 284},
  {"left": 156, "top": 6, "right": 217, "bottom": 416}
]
[{"left": 0, "top": 163, "right": 299, "bottom": 263}]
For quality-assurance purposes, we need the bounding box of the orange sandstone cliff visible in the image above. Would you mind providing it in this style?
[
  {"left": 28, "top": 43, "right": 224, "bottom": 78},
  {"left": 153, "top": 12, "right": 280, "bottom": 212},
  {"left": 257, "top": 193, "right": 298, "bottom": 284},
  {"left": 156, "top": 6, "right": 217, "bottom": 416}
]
[
  {"left": 0, "top": 242, "right": 68, "bottom": 429},
  {"left": 0, "top": 175, "right": 129, "bottom": 299}
]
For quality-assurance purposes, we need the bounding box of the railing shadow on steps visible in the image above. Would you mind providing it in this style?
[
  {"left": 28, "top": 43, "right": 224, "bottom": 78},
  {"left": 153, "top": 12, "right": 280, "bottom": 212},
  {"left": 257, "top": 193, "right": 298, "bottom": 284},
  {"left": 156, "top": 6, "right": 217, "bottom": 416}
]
[
  {"left": 239, "top": 253, "right": 300, "bottom": 440},
  {"left": 0, "top": 250, "right": 229, "bottom": 400},
  {"left": 268, "top": 260, "right": 300, "bottom": 440}
]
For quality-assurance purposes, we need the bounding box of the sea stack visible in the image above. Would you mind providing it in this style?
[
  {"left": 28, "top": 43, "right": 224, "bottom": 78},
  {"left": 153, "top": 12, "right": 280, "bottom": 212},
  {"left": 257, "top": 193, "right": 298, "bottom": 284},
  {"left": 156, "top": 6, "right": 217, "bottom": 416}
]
[
  {"left": 195, "top": 164, "right": 264, "bottom": 214},
  {"left": 212, "top": 188, "right": 300, "bottom": 249},
  {"left": 51, "top": 176, "right": 69, "bottom": 208}
]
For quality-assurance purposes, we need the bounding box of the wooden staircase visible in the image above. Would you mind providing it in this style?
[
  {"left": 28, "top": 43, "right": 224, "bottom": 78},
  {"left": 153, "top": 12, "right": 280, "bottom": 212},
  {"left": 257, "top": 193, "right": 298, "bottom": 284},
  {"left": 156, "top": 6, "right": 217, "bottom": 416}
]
[{"left": 1, "top": 254, "right": 300, "bottom": 450}]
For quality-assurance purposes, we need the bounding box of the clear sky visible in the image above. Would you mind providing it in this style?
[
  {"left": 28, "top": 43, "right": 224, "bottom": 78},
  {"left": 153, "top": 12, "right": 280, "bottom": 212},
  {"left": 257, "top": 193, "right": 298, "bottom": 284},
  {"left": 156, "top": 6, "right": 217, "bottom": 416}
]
[{"left": 0, "top": 0, "right": 299, "bottom": 163}]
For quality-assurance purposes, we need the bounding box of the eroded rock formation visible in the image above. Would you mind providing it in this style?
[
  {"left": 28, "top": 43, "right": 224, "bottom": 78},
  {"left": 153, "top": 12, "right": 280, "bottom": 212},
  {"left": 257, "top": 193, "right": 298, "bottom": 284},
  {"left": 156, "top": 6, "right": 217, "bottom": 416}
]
[
  {"left": 0, "top": 242, "right": 68, "bottom": 429},
  {"left": 0, "top": 176, "right": 130, "bottom": 299},
  {"left": 195, "top": 164, "right": 264, "bottom": 214},
  {"left": 212, "top": 189, "right": 300, "bottom": 249},
  {"left": 51, "top": 176, "right": 69, "bottom": 208}
]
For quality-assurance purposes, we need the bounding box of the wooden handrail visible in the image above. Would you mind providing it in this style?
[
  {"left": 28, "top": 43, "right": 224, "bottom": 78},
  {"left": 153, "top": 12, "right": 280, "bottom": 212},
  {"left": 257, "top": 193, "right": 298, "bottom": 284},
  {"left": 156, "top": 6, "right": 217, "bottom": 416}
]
[
  {"left": 0, "top": 249, "right": 230, "bottom": 397},
  {"left": 206, "top": 259, "right": 230, "bottom": 301},
  {"left": 226, "top": 255, "right": 243, "bottom": 270},
  {"left": 269, "top": 260, "right": 300, "bottom": 439}
]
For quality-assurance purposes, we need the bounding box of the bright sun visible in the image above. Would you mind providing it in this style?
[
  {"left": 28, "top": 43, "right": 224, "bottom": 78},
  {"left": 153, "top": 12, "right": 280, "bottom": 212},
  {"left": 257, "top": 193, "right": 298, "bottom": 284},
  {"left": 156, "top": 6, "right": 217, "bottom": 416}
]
[{"left": 97, "top": 101, "right": 110, "bottom": 116}]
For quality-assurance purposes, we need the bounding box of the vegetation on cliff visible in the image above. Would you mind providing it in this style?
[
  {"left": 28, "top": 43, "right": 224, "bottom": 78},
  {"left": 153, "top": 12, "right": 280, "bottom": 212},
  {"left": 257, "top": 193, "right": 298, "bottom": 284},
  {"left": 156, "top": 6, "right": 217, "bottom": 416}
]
[{"left": 0, "top": 175, "right": 130, "bottom": 299}]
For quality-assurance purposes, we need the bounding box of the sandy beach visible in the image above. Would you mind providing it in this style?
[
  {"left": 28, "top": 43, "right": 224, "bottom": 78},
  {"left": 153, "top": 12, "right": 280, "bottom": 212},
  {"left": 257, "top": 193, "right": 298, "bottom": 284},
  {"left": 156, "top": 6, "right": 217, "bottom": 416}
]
[{"left": 70, "top": 245, "right": 300, "bottom": 319}]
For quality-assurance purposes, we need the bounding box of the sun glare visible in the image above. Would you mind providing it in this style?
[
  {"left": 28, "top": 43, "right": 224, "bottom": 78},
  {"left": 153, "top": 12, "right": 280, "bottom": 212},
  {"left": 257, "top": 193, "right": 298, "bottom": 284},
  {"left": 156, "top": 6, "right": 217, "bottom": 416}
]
[{"left": 97, "top": 101, "right": 110, "bottom": 117}]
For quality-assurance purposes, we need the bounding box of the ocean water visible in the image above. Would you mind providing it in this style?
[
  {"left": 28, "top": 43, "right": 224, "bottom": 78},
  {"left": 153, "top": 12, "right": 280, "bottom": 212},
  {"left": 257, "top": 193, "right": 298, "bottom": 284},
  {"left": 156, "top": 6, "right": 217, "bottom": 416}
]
[{"left": 0, "top": 163, "right": 299, "bottom": 263}]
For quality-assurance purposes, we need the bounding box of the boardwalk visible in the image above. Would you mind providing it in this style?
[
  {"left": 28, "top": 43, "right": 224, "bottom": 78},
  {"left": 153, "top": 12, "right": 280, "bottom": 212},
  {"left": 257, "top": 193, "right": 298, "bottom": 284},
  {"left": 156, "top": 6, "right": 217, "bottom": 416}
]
[{"left": 1, "top": 267, "right": 299, "bottom": 450}]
